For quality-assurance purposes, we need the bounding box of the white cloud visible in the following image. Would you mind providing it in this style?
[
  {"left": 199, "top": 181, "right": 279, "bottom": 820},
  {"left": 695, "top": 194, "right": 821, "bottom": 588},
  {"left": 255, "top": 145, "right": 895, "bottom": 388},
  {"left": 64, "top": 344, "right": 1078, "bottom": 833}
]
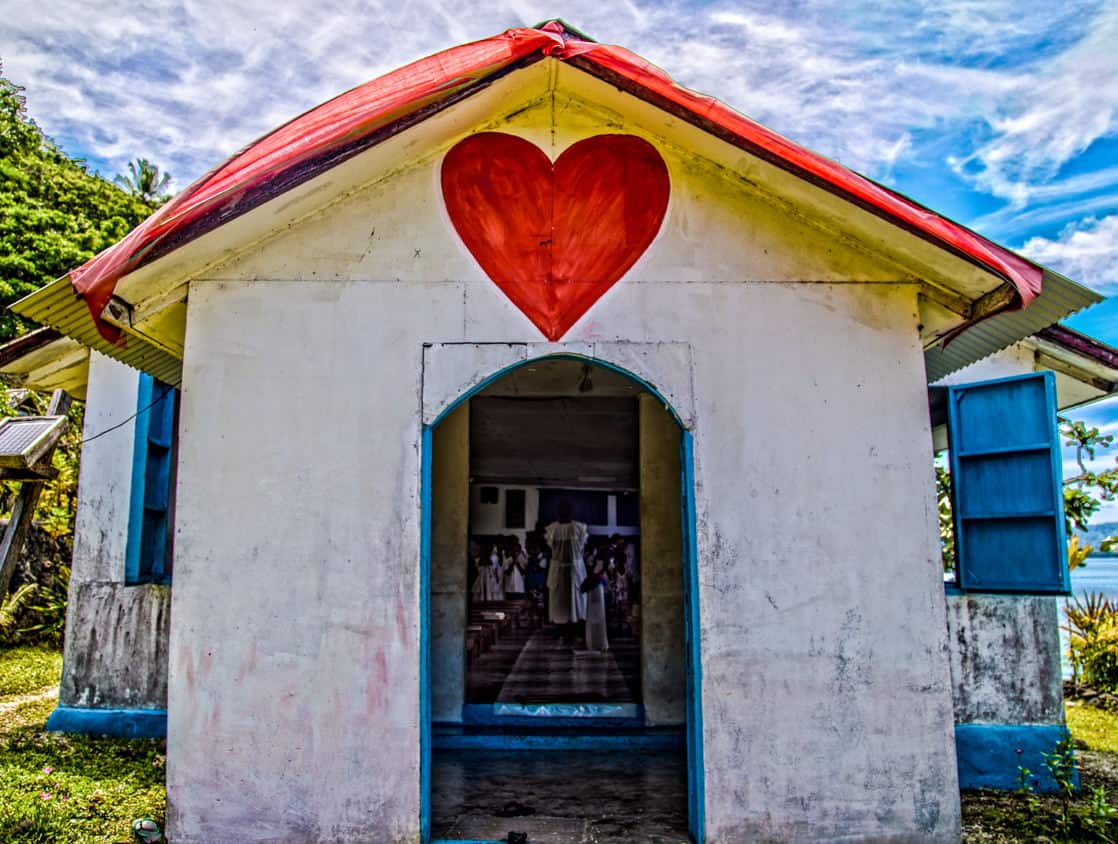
[
  {"left": 1063, "top": 400, "right": 1118, "bottom": 523},
  {"left": 0, "top": 0, "right": 1053, "bottom": 190},
  {"left": 0, "top": 0, "right": 1114, "bottom": 232},
  {"left": 1021, "top": 215, "right": 1118, "bottom": 293},
  {"left": 948, "top": 3, "right": 1118, "bottom": 205}
]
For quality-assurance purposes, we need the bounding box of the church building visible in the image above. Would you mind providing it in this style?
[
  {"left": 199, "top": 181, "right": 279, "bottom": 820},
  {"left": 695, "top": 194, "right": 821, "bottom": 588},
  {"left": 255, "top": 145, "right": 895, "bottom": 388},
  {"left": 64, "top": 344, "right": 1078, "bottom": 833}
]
[{"left": 2, "top": 21, "right": 1117, "bottom": 844}]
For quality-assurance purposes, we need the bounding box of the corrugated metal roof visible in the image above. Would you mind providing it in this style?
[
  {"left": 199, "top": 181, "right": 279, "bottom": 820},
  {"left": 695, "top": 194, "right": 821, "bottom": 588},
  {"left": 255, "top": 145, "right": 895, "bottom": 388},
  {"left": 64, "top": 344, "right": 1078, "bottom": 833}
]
[
  {"left": 10, "top": 278, "right": 182, "bottom": 386},
  {"left": 923, "top": 269, "right": 1102, "bottom": 383}
]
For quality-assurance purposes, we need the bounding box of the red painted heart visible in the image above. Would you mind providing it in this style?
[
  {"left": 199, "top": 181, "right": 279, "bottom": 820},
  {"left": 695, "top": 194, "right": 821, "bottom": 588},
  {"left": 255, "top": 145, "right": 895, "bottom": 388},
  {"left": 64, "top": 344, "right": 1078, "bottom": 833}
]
[{"left": 441, "top": 132, "right": 670, "bottom": 341}]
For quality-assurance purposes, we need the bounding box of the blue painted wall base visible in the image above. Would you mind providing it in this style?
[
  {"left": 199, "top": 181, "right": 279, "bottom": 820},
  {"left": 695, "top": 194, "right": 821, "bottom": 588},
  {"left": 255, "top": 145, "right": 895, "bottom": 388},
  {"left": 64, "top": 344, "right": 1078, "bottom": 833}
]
[
  {"left": 46, "top": 706, "right": 167, "bottom": 739},
  {"left": 956, "top": 723, "right": 1078, "bottom": 793}
]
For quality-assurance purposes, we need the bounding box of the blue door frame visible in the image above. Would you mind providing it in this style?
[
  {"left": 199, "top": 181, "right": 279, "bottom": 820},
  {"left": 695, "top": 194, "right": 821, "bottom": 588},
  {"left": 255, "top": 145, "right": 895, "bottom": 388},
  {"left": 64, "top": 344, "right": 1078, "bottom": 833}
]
[{"left": 419, "top": 353, "right": 705, "bottom": 844}]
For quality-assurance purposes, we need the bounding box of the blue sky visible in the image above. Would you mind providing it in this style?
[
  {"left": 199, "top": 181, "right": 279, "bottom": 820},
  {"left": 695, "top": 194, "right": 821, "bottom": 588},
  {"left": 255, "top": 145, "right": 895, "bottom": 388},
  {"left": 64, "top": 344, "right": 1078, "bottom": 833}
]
[{"left": 2, "top": 0, "right": 1116, "bottom": 516}]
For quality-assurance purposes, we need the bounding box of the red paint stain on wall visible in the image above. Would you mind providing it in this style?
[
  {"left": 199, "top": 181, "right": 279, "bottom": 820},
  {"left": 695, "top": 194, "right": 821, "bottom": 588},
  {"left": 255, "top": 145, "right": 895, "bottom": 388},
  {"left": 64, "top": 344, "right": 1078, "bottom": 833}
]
[
  {"left": 367, "top": 647, "right": 388, "bottom": 712},
  {"left": 396, "top": 596, "right": 408, "bottom": 648}
]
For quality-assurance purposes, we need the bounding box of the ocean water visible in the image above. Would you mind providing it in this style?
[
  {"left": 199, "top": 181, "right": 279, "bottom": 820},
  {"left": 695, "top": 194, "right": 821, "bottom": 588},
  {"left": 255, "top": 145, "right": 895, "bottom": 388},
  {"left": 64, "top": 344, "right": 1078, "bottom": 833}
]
[{"left": 1070, "top": 556, "right": 1118, "bottom": 600}]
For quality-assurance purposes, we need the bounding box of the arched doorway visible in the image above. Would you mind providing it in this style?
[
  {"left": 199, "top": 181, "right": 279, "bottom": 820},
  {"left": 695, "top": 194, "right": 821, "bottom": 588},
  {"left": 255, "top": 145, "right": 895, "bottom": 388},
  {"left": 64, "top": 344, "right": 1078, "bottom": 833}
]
[{"left": 420, "top": 353, "right": 704, "bottom": 843}]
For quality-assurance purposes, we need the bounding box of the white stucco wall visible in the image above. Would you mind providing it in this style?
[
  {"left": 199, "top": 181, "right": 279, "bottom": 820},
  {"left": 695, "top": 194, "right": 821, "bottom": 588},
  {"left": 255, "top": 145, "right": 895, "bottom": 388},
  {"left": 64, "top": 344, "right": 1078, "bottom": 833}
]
[
  {"left": 71, "top": 352, "right": 139, "bottom": 583},
  {"left": 61, "top": 352, "right": 171, "bottom": 709},
  {"left": 163, "top": 91, "right": 960, "bottom": 842}
]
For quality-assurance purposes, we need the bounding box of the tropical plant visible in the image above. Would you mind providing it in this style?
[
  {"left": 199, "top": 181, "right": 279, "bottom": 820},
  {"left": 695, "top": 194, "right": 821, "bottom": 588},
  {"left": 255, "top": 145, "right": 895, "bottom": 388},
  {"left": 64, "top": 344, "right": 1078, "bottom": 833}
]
[
  {"left": 0, "top": 581, "right": 39, "bottom": 643},
  {"left": 114, "top": 157, "right": 172, "bottom": 206},
  {"left": 0, "top": 566, "right": 70, "bottom": 647},
  {"left": 1070, "top": 534, "right": 1095, "bottom": 572},
  {"left": 1066, "top": 592, "right": 1118, "bottom": 690},
  {"left": 936, "top": 463, "right": 955, "bottom": 570},
  {"left": 1063, "top": 416, "right": 1118, "bottom": 556},
  {"left": 19, "top": 565, "right": 70, "bottom": 646}
]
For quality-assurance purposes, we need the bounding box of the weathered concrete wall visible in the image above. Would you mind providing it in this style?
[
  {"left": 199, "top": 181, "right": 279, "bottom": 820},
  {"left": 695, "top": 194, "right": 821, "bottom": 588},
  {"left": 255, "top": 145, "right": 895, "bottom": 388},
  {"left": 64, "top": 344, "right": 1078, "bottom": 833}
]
[
  {"left": 430, "top": 402, "right": 468, "bottom": 723},
  {"left": 946, "top": 593, "right": 1063, "bottom": 725},
  {"left": 60, "top": 582, "right": 171, "bottom": 708},
  {"left": 165, "top": 82, "right": 960, "bottom": 842},
  {"left": 639, "top": 393, "right": 686, "bottom": 726},
  {"left": 59, "top": 352, "right": 171, "bottom": 711}
]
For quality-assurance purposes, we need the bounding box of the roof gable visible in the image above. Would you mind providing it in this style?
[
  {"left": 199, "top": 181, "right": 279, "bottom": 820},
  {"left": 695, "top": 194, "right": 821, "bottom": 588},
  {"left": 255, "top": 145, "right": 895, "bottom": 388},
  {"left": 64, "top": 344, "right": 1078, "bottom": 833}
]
[
  {"left": 17, "top": 21, "right": 1048, "bottom": 345},
  {"left": 201, "top": 82, "right": 925, "bottom": 290}
]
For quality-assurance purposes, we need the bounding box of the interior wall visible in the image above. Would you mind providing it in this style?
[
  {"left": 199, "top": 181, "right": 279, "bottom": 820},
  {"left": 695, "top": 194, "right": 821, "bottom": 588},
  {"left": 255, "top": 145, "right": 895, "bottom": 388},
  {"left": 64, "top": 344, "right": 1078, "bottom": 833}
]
[
  {"left": 640, "top": 394, "right": 686, "bottom": 725},
  {"left": 430, "top": 402, "right": 469, "bottom": 723},
  {"left": 469, "top": 484, "right": 539, "bottom": 543},
  {"left": 469, "top": 396, "right": 638, "bottom": 487}
]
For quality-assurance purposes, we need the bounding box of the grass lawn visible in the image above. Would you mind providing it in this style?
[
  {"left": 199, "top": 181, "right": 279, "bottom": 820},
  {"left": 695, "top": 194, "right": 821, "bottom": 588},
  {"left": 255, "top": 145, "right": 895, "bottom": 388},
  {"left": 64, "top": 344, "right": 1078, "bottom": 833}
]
[
  {"left": 0, "top": 645, "right": 165, "bottom": 843},
  {"left": 1067, "top": 700, "right": 1118, "bottom": 753}
]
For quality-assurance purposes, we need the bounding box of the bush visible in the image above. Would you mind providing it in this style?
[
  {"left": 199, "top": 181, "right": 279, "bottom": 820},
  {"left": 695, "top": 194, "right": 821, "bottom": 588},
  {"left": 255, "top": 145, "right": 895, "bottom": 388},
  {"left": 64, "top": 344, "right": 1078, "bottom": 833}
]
[
  {"left": 1067, "top": 592, "right": 1118, "bottom": 691},
  {"left": 0, "top": 565, "right": 69, "bottom": 649}
]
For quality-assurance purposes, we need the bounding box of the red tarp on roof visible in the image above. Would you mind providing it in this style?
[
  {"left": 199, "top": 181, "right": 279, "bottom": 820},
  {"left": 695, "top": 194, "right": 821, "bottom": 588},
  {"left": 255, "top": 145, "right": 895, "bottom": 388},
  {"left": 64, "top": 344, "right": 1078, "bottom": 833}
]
[{"left": 68, "top": 20, "right": 1042, "bottom": 342}]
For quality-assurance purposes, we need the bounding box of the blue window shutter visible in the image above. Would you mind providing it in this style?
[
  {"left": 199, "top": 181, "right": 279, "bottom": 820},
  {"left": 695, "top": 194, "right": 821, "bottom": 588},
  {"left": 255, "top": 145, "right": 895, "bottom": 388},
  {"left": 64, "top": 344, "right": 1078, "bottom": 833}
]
[
  {"left": 125, "top": 374, "right": 178, "bottom": 585},
  {"left": 947, "top": 371, "right": 1069, "bottom": 594}
]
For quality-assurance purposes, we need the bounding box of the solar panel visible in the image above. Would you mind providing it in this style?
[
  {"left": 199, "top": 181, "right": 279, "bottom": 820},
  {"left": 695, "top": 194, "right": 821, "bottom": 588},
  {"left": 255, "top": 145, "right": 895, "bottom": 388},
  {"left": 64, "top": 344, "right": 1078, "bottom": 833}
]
[{"left": 0, "top": 416, "right": 67, "bottom": 470}]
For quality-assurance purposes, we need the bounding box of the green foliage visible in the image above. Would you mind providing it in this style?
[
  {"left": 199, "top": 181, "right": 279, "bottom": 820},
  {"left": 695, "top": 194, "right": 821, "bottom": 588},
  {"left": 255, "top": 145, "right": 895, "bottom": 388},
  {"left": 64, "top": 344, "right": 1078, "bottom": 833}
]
[
  {"left": 1044, "top": 736, "right": 1080, "bottom": 835},
  {"left": 1066, "top": 593, "right": 1118, "bottom": 690},
  {"left": 17, "top": 566, "right": 70, "bottom": 646},
  {"left": 0, "top": 65, "right": 158, "bottom": 341},
  {"left": 936, "top": 463, "right": 955, "bottom": 571},
  {"left": 0, "top": 567, "right": 69, "bottom": 649},
  {"left": 1006, "top": 732, "right": 1118, "bottom": 842},
  {"left": 1063, "top": 417, "right": 1118, "bottom": 553},
  {"left": 1015, "top": 751, "right": 1041, "bottom": 813},
  {"left": 1086, "top": 785, "right": 1118, "bottom": 842},
  {"left": 0, "top": 584, "right": 40, "bottom": 645}
]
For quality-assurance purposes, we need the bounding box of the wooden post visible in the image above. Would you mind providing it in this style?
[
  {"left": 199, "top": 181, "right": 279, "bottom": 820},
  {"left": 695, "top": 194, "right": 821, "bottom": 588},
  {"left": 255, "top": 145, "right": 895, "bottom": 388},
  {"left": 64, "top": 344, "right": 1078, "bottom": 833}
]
[{"left": 0, "top": 389, "right": 72, "bottom": 602}]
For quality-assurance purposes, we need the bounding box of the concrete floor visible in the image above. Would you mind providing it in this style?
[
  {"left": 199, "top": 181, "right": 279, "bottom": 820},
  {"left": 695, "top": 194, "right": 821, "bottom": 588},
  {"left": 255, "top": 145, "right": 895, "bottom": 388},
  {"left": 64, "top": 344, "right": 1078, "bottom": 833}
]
[
  {"left": 431, "top": 748, "right": 691, "bottom": 843},
  {"left": 468, "top": 624, "right": 641, "bottom": 704}
]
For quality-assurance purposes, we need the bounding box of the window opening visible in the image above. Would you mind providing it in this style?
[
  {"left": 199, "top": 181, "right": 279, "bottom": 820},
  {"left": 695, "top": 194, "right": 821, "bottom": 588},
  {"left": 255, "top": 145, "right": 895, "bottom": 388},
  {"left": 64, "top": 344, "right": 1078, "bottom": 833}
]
[
  {"left": 504, "top": 488, "right": 526, "bottom": 529},
  {"left": 125, "top": 374, "right": 179, "bottom": 585}
]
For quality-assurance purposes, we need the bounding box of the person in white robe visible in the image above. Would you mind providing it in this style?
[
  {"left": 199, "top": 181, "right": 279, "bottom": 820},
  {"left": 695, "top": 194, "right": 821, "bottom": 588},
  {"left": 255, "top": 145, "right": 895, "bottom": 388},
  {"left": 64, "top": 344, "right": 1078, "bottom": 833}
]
[
  {"left": 544, "top": 499, "right": 588, "bottom": 645},
  {"left": 503, "top": 540, "right": 527, "bottom": 595},
  {"left": 583, "top": 557, "right": 609, "bottom": 652},
  {"left": 469, "top": 542, "right": 486, "bottom": 601},
  {"left": 485, "top": 545, "right": 505, "bottom": 601}
]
